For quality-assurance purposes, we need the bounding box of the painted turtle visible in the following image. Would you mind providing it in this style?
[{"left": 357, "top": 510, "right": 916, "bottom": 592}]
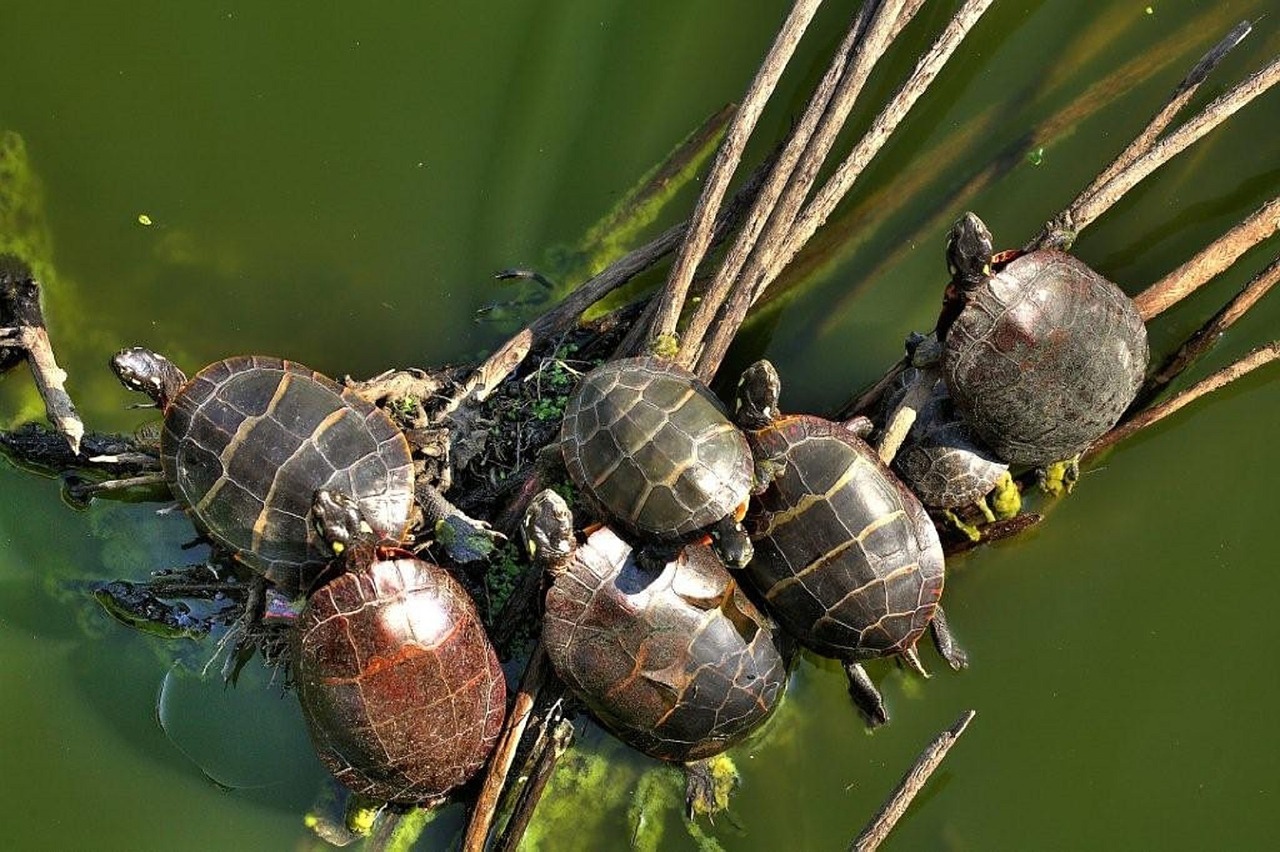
[
  {"left": 735, "top": 360, "right": 964, "bottom": 725},
  {"left": 292, "top": 489, "right": 506, "bottom": 805},
  {"left": 111, "top": 348, "right": 414, "bottom": 593},
  {"left": 559, "top": 356, "right": 754, "bottom": 566},
  {"left": 881, "top": 332, "right": 1020, "bottom": 517},
  {"left": 938, "top": 212, "right": 1148, "bottom": 466},
  {"left": 522, "top": 488, "right": 786, "bottom": 813}
]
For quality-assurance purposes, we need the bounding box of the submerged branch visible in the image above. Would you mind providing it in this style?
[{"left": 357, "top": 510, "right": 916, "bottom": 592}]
[{"left": 850, "top": 709, "right": 976, "bottom": 851}]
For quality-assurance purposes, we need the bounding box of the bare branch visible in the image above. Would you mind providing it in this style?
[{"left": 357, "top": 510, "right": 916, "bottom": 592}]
[
  {"left": 650, "top": 0, "right": 825, "bottom": 349},
  {"left": 1132, "top": 195, "right": 1280, "bottom": 321},
  {"left": 850, "top": 709, "right": 976, "bottom": 851}
]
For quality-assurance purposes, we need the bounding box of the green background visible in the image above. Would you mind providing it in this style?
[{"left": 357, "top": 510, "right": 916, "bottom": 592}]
[{"left": 1, "top": 2, "right": 1277, "bottom": 849}]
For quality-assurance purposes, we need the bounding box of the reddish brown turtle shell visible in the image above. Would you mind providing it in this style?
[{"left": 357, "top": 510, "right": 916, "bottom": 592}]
[
  {"left": 292, "top": 550, "right": 506, "bottom": 804},
  {"left": 743, "top": 415, "right": 944, "bottom": 661},
  {"left": 943, "top": 249, "right": 1148, "bottom": 465},
  {"left": 543, "top": 526, "right": 786, "bottom": 763},
  {"left": 560, "top": 357, "right": 752, "bottom": 541},
  {"left": 160, "top": 356, "right": 414, "bottom": 592}
]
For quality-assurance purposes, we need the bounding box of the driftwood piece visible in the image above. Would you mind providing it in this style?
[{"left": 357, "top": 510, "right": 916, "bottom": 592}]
[
  {"left": 0, "top": 256, "right": 84, "bottom": 454},
  {"left": 493, "top": 714, "right": 574, "bottom": 852},
  {"left": 694, "top": 0, "right": 995, "bottom": 380},
  {"left": 1133, "top": 196, "right": 1280, "bottom": 322},
  {"left": 649, "top": 0, "right": 824, "bottom": 347},
  {"left": 1141, "top": 254, "right": 1280, "bottom": 405},
  {"left": 462, "top": 642, "right": 550, "bottom": 852},
  {"left": 849, "top": 709, "right": 976, "bottom": 851}
]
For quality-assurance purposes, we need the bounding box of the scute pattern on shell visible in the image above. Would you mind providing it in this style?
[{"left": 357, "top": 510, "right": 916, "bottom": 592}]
[
  {"left": 743, "top": 416, "right": 944, "bottom": 661},
  {"left": 293, "top": 556, "right": 506, "bottom": 804},
  {"left": 560, "top": 357, "right": 752, "bottom": 538},
  {"left": 543, "top": 527, "right": 786, "bottom": 762},
  {"left": 161, "top": 356, "right": 414, "bottom": 592},
  {"left": 885, "top": 367, "right": 1008, "bottom": 508},
  {"left": 943, "top": 250, "right": 1148, "bottom": 465}
]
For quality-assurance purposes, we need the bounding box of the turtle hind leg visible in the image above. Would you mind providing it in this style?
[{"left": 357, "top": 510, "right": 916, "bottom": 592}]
[
  {"left": 929, "top": 605, "right": 968, "bottom": 671},
  {"left": 683, "top": 754, "right": 740, "bottom": 819},
  {"left": 843, "top": 661, "right": 889, "bottom": 727}
]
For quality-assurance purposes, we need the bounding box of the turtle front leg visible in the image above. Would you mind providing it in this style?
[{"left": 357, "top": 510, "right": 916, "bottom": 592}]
[
  {"left": 416, "top": 481, "right": 506, "bottom": 564},
  {"left": 929, "top": 605, "right": 968, "bottom": 671},
  {"left": 843, "top": 661, "right": 889, "bottom": 727}
]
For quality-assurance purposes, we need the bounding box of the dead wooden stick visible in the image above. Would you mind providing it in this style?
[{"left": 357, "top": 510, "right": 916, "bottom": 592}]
[
  {"left": 649, "top": 0, "right": 825, "bottom": 349},
  {"left": 1142, "top": 253, "right": 1280, "bottom": 405},
  {"left": 1066, "top": 53, "right": 1280, "bottom": 242},
  {"left": 1032, "top": 21, "right": 1254, "bottom": 251},
  {"left": 850, "top": 709, "right": 976, "bottom": 851},
  {"left": 462, "top": 642, "right": 550, "bottom": 852},
  {"left": 1133, "top": 195, "right": 1280, "bottom": 321},
  {"left": 0, "top": 256, "right": 84, "bottom": 455},
  {"left": 675, "top": 0, "right": 915, "bottom": 372},
  {"left": 695, "top": 0, "right": 995, "bottom": 379},
  {"left": 1088, "top": 341, "right": 1280, "bottom": 458},
  {"left": 493, "top": 714, "right": 574, "bottom": 852}
]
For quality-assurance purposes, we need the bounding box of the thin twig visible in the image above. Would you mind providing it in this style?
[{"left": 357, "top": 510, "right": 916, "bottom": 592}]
[
  {"left": 650, "top": 0, "right": 825, "bottom": 350},
  {"left": 463, "top": 643, "right": 550, "bottom": 852},
  {"left": 1132, "top": 195, "right": 1280, "bottom": 321},
  {"left": 1067, "top": 54, "right": 1280, "bottom": 240},
  {"left": 696, "top": 0, "right": 995, "bottom": 379},
  {"left": 493, "top": 714, "right": 574, "bottom": 852},
  {"left": 448, "top": 160, "right": 770, "bottom": 415},
  {"left": 850, "top": 709, "right": 976, "bottom": 851},
  {"left": 1033, "top": 21, "right": 1254, "bottom": 250},
  {"left": 676, "top": 0, "right": 910, "bottom": 372},
  {"left": 1141, "top": 254, "right": 1280, "bottom": 405}
]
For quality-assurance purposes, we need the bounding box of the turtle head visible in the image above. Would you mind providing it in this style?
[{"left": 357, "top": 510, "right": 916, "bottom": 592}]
[
  {"left": 521, "top": 489, "right": 575, "bottom": 571},
  {"left": 111, "top": 347, "right": 187, "bottom": 409},
  {"left": 945, "top": 212, "right": 994, "bottom": 291},
  {"left": 311, "top": 489, "right": 374, "bottom": 556},
  {"left": 735, "top": 359, "right": 781, "bottom": 431}
]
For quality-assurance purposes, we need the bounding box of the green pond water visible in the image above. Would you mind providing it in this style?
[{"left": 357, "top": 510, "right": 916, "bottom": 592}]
[{"left": 2, "top": 2, "right": 1278, "bottom": 849}]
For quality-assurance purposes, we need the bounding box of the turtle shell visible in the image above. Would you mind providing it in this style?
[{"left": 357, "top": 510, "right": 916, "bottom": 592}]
[
  {"left": 292, "top": 551, "right": 506, "bottom": 804},
  {"left": 884, "top": 367, "right": 1007, "bottom": 508},
  {"left": 560, "top": 357, "right": 752, "bottom": 539},
  {"left": 161, "top": 356, "right": 414, "bottom": 593},
  {"left": 942, "top": 250, "right": 1148, "bottom": 465},
  {"left": 743, "top": 415, "right": 944, "bottom": 661},
  {"left": 543, "top": 527, "right": 786, "bottom": 763}
]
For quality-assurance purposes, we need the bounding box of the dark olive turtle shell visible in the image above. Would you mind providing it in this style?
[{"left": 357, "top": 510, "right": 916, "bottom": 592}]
[
  {"left": 743, "top": 415, "right": 944, "bottom": 661},
  {"left": 943, "top": 250, "right": 1148, "bottom": 465},
  {"left": 160, "top": 356, "right": 414, "bottom": 592},
  {"left": 543, "top": 527, "right": 786, "bottom": 763},
  {"left": 560, "top": 357, "right": 752, "bottom": 539},
  {"left": 292, "top": 551, "right": 506, "bottom": 804},
  {"left": 884, "top": 367, "right": 1007, "bottom": 508}
]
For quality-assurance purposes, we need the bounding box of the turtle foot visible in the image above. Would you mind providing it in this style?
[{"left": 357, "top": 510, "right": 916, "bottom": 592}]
[{"left": 684, "top": 754, "right": 739, "bottom": 819}]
